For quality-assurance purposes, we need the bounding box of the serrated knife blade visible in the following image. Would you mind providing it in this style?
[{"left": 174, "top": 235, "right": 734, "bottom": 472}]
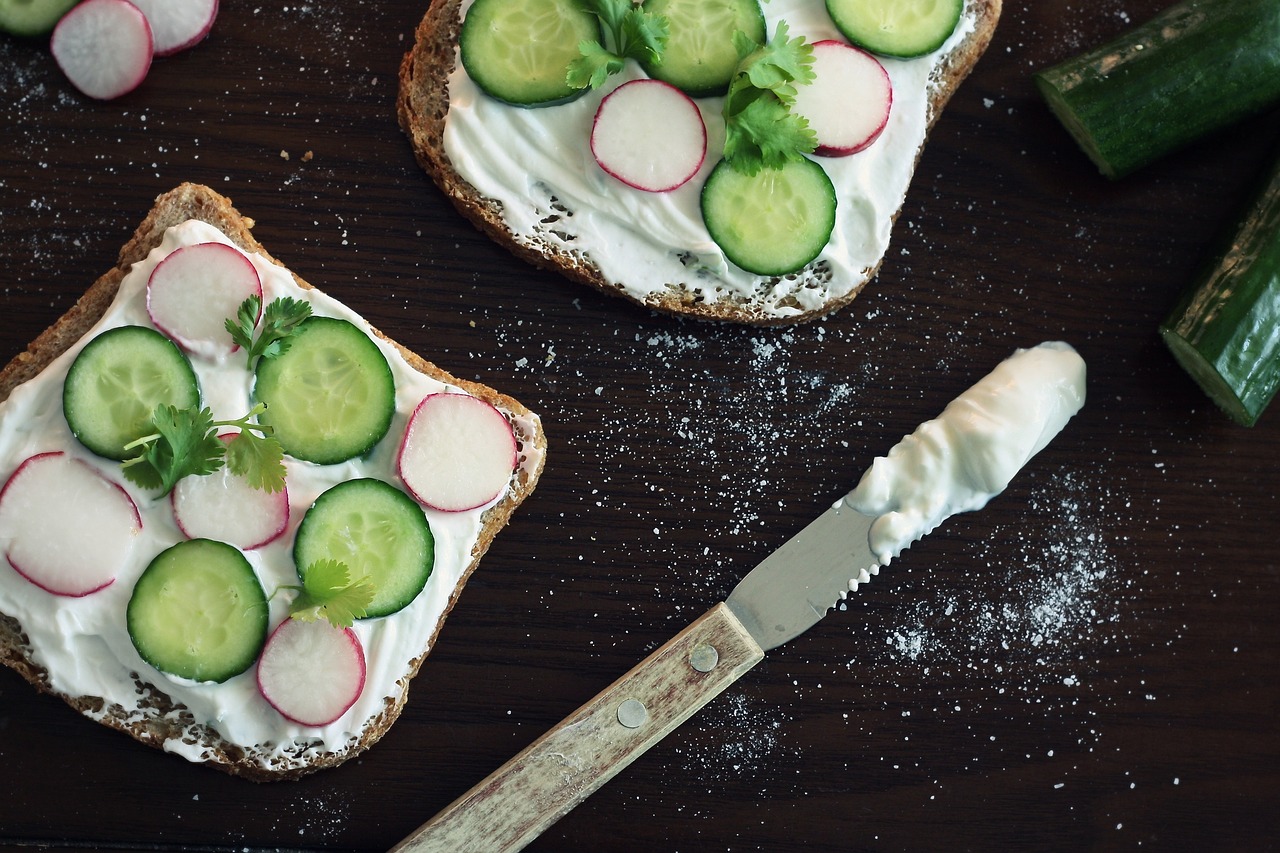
[{"left": 390, "top": 494, "right": 886, "bottom": 853}]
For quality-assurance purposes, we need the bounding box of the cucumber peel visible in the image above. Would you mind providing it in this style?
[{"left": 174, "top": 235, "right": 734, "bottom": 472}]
[{"left": 0, "top": 0, "right": 79, "bottom": 38}]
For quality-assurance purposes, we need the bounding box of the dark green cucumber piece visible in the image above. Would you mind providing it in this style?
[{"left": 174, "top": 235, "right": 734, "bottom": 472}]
[
  {"left": 460, "top": 0, "right": 598, "bottom": 107},
  {"left": 293, "top": 478, "right": 434, "bottom": 619},
  {"left": 1034, "top": 0, "right": 1280, "bottom": 179},
  {"left": 0, "top": 0, "right": 79, "bottom": 38},
  {"left": 63, "top": 325, "right": 201, "bottom": 461},
  {"left": 825, "top": 0, "right": 962, "bottom": 59},
  {"left": 253, "top": 316, "right": 395, "bottom": 465},
  {"left": 127, "top": 539, "right": 269, "bottom": 683},
  {"left": 701, "top": 157, "right": 836, "bottom": 277},
  {"left": 640, "top": 0, "right": 765, "bottom": 97},
  {"left": 1160, "top": 148, "right": 1280, "bottom": 426}
]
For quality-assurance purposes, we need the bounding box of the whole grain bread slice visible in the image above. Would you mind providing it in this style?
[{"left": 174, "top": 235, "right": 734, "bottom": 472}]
[
  {"left": 397, "top": 0, "right": 1002, "bottom": 325},
  {"left": 0, "top": 182, "right": 547, "bottom": 781}
]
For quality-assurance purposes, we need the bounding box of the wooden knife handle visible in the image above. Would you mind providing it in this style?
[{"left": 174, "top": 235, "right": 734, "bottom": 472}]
[{"left": 390, "top": 602, "right": 765, "bottom": 852}]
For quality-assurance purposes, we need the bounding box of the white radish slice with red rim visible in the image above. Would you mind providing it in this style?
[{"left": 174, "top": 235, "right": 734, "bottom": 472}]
[
  {"left": 398, "top": 393, "right": 517, "bottom": 512},
  {"left": 50, "top": 0, "right": 154, "bottom": 101},
  {"left": 791, "top": 40, "right": 893, "bottom": 157},
  {"left": 590, "top": 78, "right": 707, "bottom": 193},
  {"left": 0, "top": 452, "right": 141, "bottom": 597},
  {"left": 147, "top": 242, "right": 262, "bottom": 356},
  {"left": 171, "top": 434, "right": 288, "bottom": 550},
  {"left": 257, "top": 617, "right": 366, "bottom": 727},
  {"left": 127, "top": 0, "right": 219, "bottom": 56}
]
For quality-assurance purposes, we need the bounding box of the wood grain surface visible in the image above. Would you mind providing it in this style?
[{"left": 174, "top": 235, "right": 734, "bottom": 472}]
[{"left": 2, "top": 1, "right": 1279, "bottom": 851}]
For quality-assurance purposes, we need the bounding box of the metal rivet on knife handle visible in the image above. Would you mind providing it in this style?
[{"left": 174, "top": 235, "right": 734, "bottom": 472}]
[
  {"left": 689, "top": 643, "right": 719, "bottom": 673},
  {"left": 616, "top": 698, "right": 648, "bottom": 729}
]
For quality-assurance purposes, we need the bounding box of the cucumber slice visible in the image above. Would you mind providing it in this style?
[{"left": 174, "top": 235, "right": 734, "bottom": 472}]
[
  {"left": 0, "top": 0, "right": 80, "bottom": 38},
  {"left": 1034, "top": 0, "right": 1280, "bottom": 179},
  {"left": 825, "top": 0, "right": 963, "bottom": 59},
  {"left": 640, "top": 0, "right": 765, "bottom": 97},
  {"left": 701, "top": 157, "right": 837, "bottom": 277},
  {"left": 459, "top": 0, "right": 598, "bottom": 107},
  {"left": 127, "top": 539, "right": 269, "bottom": 683},
  {"left": 253, "top": 316, "right": 395, "bottom": 465},
  {"left": 62, "top": 325, "right": 201, "bottom": 461},
  {"left": 1160, "top": 148, "right": 1280, "bottom": 426},
  {"left": 293, "top": 479, "right": 434, "bottom": 620}
]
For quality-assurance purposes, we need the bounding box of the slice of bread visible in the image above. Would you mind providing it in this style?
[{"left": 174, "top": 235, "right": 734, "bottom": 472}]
[
  {"left": 0, "top": 183, "right": 547, "bottom": 781},
  {"left": 398, "top": 0, "right": 1002, "bottom": 325}
]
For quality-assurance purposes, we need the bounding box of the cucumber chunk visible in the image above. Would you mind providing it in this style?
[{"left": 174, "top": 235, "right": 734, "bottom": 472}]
[
  {"left": 127, "top": 539, "right": 269, "bottom": 683},
  {"left": 0, "top": 0, "right": 79, "bottom": 37},
  {"left": 825, "top": 0, "right": 962, "bottom": 59},
  {"left": 63, "top": 325, "right": 201, "bottom": 461},
  {"left": 640, "top": 0, "right": 765, "bottom": 97},
  {"left": 253, "top": 316, "right": 395, "bottom": 465},
  {"left": 1160, "top": 149, "right": 1280, "bottom": 426},
  {"left": 1034, "top": 0, "right": 1280, "bottom": 179},
  {"left": 293, "top": 479, "right": 434, "bottom": 619},
  {"left": 701, "top": 157, "right": 837, "bottom": 277},
  {"left": 460, "top": 0, "right": 598, "bottom": 107}
]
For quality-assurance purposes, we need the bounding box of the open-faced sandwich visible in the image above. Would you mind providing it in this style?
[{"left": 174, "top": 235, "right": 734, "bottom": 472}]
[
  {"left": 0, "top": 183, "right": 546, "bottom": 780},
  {"left": 398, "top": 0, "right": 1002, "bottom": 324}
]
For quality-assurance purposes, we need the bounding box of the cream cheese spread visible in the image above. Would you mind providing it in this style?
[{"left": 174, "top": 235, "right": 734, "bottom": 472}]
[
  {"left": 442, "top": 0, "right": 979, "bottom": 319},
  {"left": 0, "top": 220, "right": 544, "bottom": 770},
  {"left": 846, "top": 342, "right": 1087, "bottom": 565}
]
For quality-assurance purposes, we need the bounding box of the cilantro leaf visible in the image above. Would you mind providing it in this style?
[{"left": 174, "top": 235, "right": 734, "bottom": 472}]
[
  {"left": 567, "top": 0, "right": 668, "bottom": 90},
  {"left": 224, "top": 422, "right": 286, "bottom": 493},
  {"left": 722, "top": 21, "right": 818, "bottom": 176},
  {"left": 288, "top": 560, "right": 375, "bottom": 629},
  {"left": 225, "top": 295, "right": 312, "bottom": 370}
]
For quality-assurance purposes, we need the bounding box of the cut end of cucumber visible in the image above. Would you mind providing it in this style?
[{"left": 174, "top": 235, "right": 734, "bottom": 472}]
[
  {"left": 1033, "top": 72, "right": 1122, "bottom": 180},
  {"left": 1161, "top": 325, "right": 1269, "bottom": 426}
]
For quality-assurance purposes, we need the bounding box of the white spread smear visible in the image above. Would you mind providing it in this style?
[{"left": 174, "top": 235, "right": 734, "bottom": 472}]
[
  {"left": 443, "top": 0, "right": 979, "bottom": 318},
  {"left": 846, "top": 341, "right": 1087, "bottom": 564}
]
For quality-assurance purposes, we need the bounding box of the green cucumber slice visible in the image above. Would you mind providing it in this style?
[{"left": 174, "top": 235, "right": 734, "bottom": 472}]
[
  {"left": 127, "top": 539, "right": 269, "bottom": 683},
  {"left": 1034, "top": 0, "right": 1280, "bottom": 179},
  {"left": 253, "top": 316, "right": 395, "bottom": 465},
  {"left": 0, "top": 0, "right": 79, "bottom": 38},
  {"left": 1160, "top": 148, "right": 1280, "bottom": 426},
  {"left": 293, "top": 479, "right": 434, "bottom": 619},
  {"left": 640, "top": 0, "right": 765, "bottom": 97},
  {"left": 460, "top": 0, "right": 598, "bottom": 107},
  {"left": 701, "top": 157, "right": 836, "bottom": 277},
  {"left": 62, "top": 325, "right": 201, "bottom": 461},
  {"left": 825, "top": 0, "right": 963, "bottom": 59}
]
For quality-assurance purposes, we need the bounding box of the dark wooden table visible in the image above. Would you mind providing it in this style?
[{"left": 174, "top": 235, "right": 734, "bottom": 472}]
[{"left": 3, "top": 2, "right": 1279, "bottom": 850}]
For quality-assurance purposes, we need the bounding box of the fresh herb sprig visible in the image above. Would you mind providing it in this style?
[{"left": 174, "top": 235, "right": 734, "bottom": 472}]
[
  {"left": 567, "top": 0, "right": 669, "bottom": 90},
  {"left": 286, "top": 559, "right": 375, "bottom": 629},
  {"left": 121, "top": 403, "right": 285, "bottom": 496},
  {"left": 226, "top": 294, "right": 312, "bottom": 369},
  {"left": 722, "top": 22, "right": 817, "bottom": 175}
]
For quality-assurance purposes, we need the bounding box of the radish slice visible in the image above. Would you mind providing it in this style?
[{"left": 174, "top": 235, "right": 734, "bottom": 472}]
[
  {"left": 171, "top": 434, "right": 288, "bottom": 550},
  {"left": 791, "top": 40, "right": 893, "bottom": 157},
  {"left": 257, "top": 618, "right": 366, "bottom": 727},
  {"left": 147, "top": 242, "right": 262, "bottom": 356},
  {"left": 590, "top": 78, "right": 707, "bottom": 193},
  {"left": 50, "top": 0, "right": 154, "bottom": 101},
  {"left": 397, "top": 393, "right": 517, "bottom": 512},
  {"left": 127, "top": 0, "right": 218, "bottom": 56},
  {"left": 0, "top": 452, "right": 141, "bottom": 597}
]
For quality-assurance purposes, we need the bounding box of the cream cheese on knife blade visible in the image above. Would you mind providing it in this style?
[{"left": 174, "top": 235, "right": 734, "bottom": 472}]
[{"left": 846, "top": 341, "right": 1087, "bottom": 566}]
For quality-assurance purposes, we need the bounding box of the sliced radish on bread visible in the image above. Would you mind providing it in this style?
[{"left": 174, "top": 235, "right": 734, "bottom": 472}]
[
  {"left": 127, "top": 0, "right": 218, "bottom": 56},
  {"left": 257, "top": 617, "right": 366, "bottom": 727},
  {"left": 398, "top": 393, "right": 517, "bottom": 512},
  {"left": 147, "top": 242, "right": 262, "bottom": 355},
  {"left": 171, "top": 434, "right": 288, "bottom": 550},
  {"left": 591, "top": 78, "right": 707, "bottom": 192},
  {"left": 791, "top": 40, "right": 893, "bottom": 157},
  {"left": 0, "top": 452, "right": 141, "bottom": 596},
  {"left": 50, "top": 0, "right": 154, "bottom": 101}
]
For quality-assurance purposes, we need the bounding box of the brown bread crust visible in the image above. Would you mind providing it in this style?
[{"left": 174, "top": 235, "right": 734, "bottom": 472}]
[{"left": 0, "top": 183, "right": 547, "bottom": 781}]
